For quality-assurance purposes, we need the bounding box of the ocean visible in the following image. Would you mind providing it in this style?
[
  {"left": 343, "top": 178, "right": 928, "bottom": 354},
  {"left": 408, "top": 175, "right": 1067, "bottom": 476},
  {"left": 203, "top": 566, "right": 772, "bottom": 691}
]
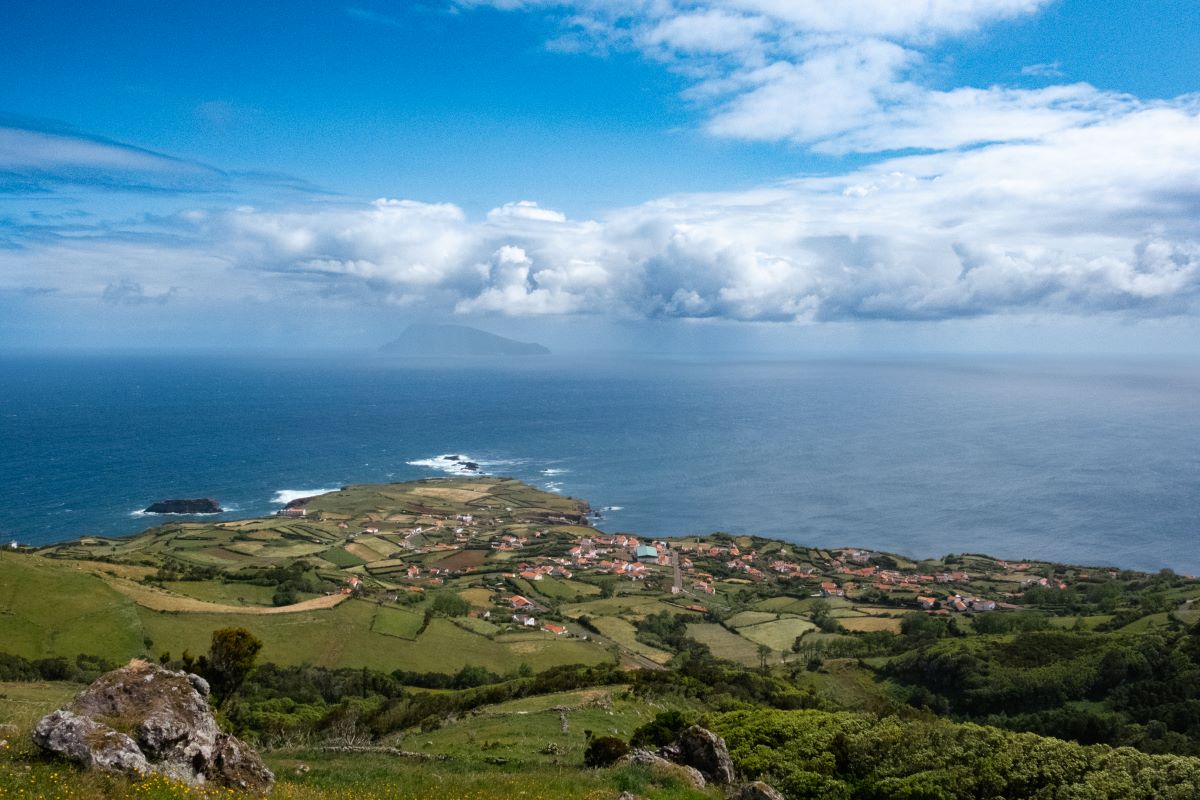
[{"left": 1, "top": 353, "right": 1197, "bottom": 573}]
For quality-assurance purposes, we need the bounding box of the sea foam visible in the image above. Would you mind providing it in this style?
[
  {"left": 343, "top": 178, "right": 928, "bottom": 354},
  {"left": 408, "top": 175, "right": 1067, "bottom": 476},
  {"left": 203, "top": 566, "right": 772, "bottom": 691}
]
[
  {"left": 271, "top": 488, "right": 340, "bottom": 505},
  {"left": 406, "top": 453, "right": 507, "bottom": 476}
]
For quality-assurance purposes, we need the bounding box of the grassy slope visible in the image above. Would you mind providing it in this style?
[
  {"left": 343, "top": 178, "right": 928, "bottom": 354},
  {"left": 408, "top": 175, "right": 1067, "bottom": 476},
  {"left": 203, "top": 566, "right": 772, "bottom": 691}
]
[
  {"left": 0, "top": 555, "right": 146, "bottom": 662},
  {"left": 0, "top": 683, "right": 713, "bottom": 800}
]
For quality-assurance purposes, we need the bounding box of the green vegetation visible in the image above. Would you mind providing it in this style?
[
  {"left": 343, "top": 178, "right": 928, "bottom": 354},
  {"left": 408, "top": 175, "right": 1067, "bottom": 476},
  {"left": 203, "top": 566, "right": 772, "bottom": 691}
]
[
  {"left": 7, "top": 478, "right": 1200, "bottom": 797},
  {"left": 713, "top": 708, "right": 1200, "bottom": 799}
]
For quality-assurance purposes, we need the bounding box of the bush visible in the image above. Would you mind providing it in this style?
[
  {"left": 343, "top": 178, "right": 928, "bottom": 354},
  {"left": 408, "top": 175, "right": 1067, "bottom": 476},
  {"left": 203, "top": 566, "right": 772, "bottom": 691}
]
[
  {"left": 630, "top": 710, "right": 690, "bottom": 748},
  {"left": 583, "top": 735, "right": 630, "bottom": 767}
]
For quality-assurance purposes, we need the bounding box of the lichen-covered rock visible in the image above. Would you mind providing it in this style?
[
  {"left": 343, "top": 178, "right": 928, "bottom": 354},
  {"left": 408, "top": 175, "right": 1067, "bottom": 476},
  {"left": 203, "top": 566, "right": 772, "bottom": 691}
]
[
  {"left": 31, "top": 660, "right": 272, "bottom": 793},
  {"left": 733, "top": 781, "right": 786, "bottom": 800},
  {"left": 664, "top": 725, "right": 736, "bottom": 785},
  {"left": 618, "top": 748, "right": 706, "bottom": 789},
  {"left": 32, "top": 710, "right": 150, "bottom": 775}
]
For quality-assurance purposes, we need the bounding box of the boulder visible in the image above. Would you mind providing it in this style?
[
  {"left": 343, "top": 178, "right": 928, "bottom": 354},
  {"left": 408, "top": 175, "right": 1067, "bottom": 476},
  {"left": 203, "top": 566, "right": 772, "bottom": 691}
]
[
  {"left": 663, "top": 725, "right": 737, "bottom": 785},
  {"left": 32, "top": 660, "right": 272, "bottom": 793},
  {"left": 618, "top": 748, "right": 706, "bottom": 789},
  {"left": 733, "top": 781, "right": 786, "bottom": 800}
]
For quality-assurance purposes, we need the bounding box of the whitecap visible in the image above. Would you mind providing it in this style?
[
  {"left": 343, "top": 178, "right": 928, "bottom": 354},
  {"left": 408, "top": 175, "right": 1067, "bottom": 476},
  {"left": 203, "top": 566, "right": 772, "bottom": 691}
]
[
  {"left": 406, "top": 454, "right": 490, "bottom": 476},
  {"left": 541, "top": 468, "right": 569, "bottom": 476},
  {"left": 271, "top": 488, "right": 341, "bottom": 505},
  {"left": 130, "top": 508, "right": 224, "bottom": 518}
]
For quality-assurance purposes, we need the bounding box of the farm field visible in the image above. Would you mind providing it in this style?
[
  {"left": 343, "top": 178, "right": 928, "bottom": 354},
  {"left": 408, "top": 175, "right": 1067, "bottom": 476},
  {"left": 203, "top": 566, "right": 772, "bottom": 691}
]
[
  {"left": 736, "top": 617, "right": 817, "bottom": 650},
  {"left": 685, "top": 623, "right": 760, "bottom": 666},
  {"left": 588, "top": 615, "right": 673, "bottom": 664}
]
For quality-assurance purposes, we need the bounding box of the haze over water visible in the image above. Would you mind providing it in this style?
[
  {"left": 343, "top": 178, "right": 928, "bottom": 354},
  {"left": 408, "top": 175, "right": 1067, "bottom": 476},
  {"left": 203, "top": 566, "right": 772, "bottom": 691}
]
[{"left": 1, "top": 353, "right": 1197, "bottom": 574}]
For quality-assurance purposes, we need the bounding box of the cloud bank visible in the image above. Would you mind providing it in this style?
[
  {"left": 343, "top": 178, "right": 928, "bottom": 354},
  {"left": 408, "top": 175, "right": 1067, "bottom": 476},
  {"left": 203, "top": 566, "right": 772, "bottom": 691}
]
[{"left": 45, "top": 104, "right": 1174, "bottom": 323}]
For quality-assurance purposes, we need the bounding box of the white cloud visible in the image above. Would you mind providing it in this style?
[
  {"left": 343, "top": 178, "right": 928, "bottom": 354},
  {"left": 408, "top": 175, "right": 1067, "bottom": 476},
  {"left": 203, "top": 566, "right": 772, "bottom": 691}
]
[
  {"left": 486, "top": 200, "right": 568, "bottom": 223},
  {"left": 7, "top": 102, "right": 1198, "bottom": 326},
  {"left": 96, "top": 104, "right": 1179, "bottom": 322},
  {"left": 0, "top": 123, "right": 224, "bottom": 192},
  {"left": 454, "top": 0, "right": 1139, "bottom": 155}
]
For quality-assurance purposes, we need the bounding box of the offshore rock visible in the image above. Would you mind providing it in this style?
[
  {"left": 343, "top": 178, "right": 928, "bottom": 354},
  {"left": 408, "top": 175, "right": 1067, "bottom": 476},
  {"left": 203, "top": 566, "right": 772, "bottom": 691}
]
[
  {"left": 143, "top": 498, "right": 222, "bottom": 514},
  {"left": 32, "top": 660, "right": 273, "bottom": 793}
]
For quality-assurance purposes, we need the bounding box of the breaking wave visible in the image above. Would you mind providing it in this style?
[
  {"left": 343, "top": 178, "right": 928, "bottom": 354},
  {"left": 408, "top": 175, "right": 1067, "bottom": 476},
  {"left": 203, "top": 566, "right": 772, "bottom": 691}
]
[{"left": 271, "top": 488, "right": 340, "bottom": 505}]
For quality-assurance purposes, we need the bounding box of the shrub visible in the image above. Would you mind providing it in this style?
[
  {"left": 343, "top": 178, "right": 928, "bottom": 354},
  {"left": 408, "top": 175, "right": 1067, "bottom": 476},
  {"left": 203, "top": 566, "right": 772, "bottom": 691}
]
[
  {"left": 583, "top": 735, "right": 629, "bottom": 767},
  {"left": 630, "top": 710, "right": 690, "bottom": 748}
]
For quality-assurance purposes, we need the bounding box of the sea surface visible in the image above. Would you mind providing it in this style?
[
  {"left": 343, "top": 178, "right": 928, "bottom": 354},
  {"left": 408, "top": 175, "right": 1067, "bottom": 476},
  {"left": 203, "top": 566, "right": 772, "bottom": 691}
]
[{"left": 1, "top": 353, "right": 1198, "bottom": 573}]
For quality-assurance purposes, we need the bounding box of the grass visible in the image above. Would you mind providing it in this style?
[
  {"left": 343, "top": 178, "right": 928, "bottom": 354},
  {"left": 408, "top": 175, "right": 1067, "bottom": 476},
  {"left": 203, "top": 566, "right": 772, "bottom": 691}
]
[
  {"left": 371, "top": 606, "right": 425, "bottom": 640},
  {"left": 163, "top": 581, "right": 284, "bottom": 607},
  {"left": 751, "top": 596, "right": 809, "bottom": 614},
  {"left": 320, "top": 549, "right": 366, "bottom": 569},
  {"left": 133, "top": 601, "right": 614, "bottom": 673},
  {"left": 724, "top": 611, "right": 779, "bottom": 628},
  {"left": 1119, "top": 611, "right": 1173, "bottom": 632},
  {"left": 736, "top": 618, "right": 817, "bottom": 651},
  {"left": 838, "top": 616, "right": 902, "bottom": 634},
  {"left": 562, "top": 595, "right": 673, "bottom": 620},
  {"left": 0, "top": 682, "right": 79, "bottom": 729},
  {"left": 684, "top": 624, "right": 760, "bottom": 666},
  {"left": 0, "top": 554, "right": 146, "bottom": 663},
  {"left": 588, "top": 617, "right": 672, "bottom": 665},
  {"left": 0, "top": 747, "right": 714, "bottom": 800}
]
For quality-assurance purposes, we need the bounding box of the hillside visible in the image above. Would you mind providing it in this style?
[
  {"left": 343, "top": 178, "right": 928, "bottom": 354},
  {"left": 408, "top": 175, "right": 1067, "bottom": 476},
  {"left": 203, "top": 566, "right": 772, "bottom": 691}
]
[
  {"left": 6, "top": 477, "right": 1200, "bottom": 797},
  {"left": 380, "top": 324, "right": 550, "bottom": 356}
]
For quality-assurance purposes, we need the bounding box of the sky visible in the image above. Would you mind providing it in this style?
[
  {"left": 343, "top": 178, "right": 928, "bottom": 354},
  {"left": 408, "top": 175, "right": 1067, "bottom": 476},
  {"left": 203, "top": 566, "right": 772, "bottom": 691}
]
[{"left": 2, "top": 0, "right": 1200, "bottom": 354}]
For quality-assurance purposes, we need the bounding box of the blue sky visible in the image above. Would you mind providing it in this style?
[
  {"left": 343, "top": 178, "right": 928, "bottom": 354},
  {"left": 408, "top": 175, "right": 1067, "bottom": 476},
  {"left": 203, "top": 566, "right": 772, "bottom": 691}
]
[{"left": 2, "top": 0, "right": 1200, "bottom": 352}]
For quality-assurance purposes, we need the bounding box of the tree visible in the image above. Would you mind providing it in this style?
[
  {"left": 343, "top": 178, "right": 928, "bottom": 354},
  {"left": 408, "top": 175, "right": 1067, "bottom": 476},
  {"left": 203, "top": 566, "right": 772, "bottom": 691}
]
[
  {"left": 758, "top": 643, "right": 772, "bottom": 673},
  {"left": 205, "top": 627, "right": 263, "bottom": 706},
  {"left": 430, "top": 592, "right": 470, "bottom": 617}
]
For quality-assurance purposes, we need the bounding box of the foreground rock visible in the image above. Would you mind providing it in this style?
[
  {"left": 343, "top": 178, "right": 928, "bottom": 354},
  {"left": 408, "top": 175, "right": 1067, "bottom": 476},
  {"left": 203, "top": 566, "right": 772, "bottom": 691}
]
[
  {"left": 661, "top": 725, "right": 737, "bottom": 785},
  {"left": 733, "top": 781, "right": 786, "bottom": 800},
  {"left": 32, "top": 660, "right": 273, "bottom": 793},
  {"left": 618, "top": 748, "right": 706, "bottom": 789},
  {"left": 143, "top": 498, "right": 222, "bottom": 514}
]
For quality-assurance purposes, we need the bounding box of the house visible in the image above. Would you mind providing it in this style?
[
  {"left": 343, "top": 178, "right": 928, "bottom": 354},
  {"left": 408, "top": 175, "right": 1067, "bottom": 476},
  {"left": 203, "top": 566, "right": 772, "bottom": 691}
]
[
  {"left": 512, "top": 614, "right": 537, "bottom": 627},
  {"left": 509, "top": 595, "right": 535, "bottom": 610},
  {"left": 693, "top": 581, "right": 715, "bottom": 595},
  {"left": 916, "top": 596, "right": 937, "bottom": 610},
  {"left": 819, "top": 581, "right": 845, "bottom": 597},
  {"left": 406, "top": 564, "right": 420, "bottom": 579},
  {"left": 970, "top": 598, "right": 997, "bottom": 612},
  {"left": 542, "top": 623, "right": 568, "bottom": 636}
]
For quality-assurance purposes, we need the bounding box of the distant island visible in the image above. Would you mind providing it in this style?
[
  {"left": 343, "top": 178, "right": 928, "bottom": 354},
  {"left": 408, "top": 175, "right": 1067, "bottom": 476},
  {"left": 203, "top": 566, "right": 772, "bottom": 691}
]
[{"left": 381, "top": 324, "right": 550, "bottom": 357}]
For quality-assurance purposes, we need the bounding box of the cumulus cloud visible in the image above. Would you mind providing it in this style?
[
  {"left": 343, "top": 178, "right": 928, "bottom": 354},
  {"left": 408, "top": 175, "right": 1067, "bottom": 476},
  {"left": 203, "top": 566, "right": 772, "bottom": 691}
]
[
  {"left": 5, "top": 106, "right": 1199, "bottom": 322},
  {"left": 143, "top": 104, "right": 1194, "bottom": 323}
]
